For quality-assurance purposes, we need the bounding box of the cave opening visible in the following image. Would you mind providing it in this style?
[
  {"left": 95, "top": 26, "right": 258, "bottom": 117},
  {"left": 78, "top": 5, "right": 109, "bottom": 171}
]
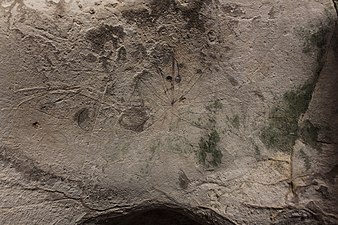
[{"left": 80, "top": 205, "right": 231, "bottom": 225}]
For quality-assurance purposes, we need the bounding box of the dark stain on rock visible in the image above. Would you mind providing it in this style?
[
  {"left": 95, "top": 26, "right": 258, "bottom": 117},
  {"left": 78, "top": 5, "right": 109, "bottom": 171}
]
[
  {"left": 177, "top": 0, "right": 211, "bottom": 32},
  {"left": 150, "top": 44, "right": 173, "bottom": 65},
  {"left": 84, "top": 53, "right": 97, "bottom": 63},
  {"left": 121, "top": 8, "right": 156, "bottom": 26},
  {"left": 148, "top": 0, "right": 175, "bottom": 15},
  {"left": 260, "top": 81, "right": 316, "bottom": 152},
  {"left": 178, "top": 171, "right": 190, "bottom": 189},
  {"left": 0, "top": 146, "right": 121, "bottom": 208},
  {"left": 86, "top": 24, "right": 125, "bottom": 53},
  {"left": 0, "top": 147, "right": 233, "bottom": 225},
  {"left": 299, "top": 120, "right": 320, "bottom": 150},
  {"left": 198, "top": 130, "right": 223, "bottom": 168},
  {"left": 117, "top": 46, "right": 127, "bottom": 61},
  {"left": 0, "top": 145, "right": 77, "bottom": 187},
  {"left": 121, "top": 0, "right": 210, "bottom": 32},
  {"left": 130, "top": 43, "right": 147, "bottom": 62},
  {"left": 298, "top": 21, "right": 332, "bottom": 79},
  {"left": 119, "top": 103, "right": 150, "bottom": 132},
  {"left": 32, "top": 121, "right": 40, "bottom": 129},
  {"left": 325, "top": 164, "right": 338, "bottom": 184},
  {"left": 222, "top": 3, "right": 245, "bottom": 17},
  {"left": 316, "top": 185, "right": 330, "bottom": 199},
  {"left": 121, "top": 0, "right": 175, "bottom": 26}
]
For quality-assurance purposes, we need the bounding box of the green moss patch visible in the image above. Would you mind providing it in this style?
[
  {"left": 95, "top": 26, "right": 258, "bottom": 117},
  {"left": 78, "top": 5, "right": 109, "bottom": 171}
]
[
  {"left": 302, "top": 25, "right": 331, "bottom": 54},
  {"left": 198, "top": 130, "right": 222, "bottom": 168},
  {"left": 260, "top": 19, "right": 332, "bottom": 152},
  {"left": 300, "top": 120, "right": 320, "bottom": 150},
  {"left": 260, "top": 82, "right": 316, "bottom": 152},
  {"left": 297, "top": 17, "right": 333, "bottom": 79},
  {"left": 195, "top": 99, "right": 224, "bottom": 168}
]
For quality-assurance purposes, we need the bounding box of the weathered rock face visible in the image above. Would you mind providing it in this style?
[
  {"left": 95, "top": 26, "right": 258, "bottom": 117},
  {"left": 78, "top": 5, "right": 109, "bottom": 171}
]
[{"left": 1, "top": 0, "right": 338, "bottom": 224}]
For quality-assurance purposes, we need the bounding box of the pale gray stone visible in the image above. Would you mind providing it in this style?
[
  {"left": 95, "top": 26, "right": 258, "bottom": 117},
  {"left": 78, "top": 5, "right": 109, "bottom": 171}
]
[{"left": 0, "top": 0, "right": 337, "bottom": 224}]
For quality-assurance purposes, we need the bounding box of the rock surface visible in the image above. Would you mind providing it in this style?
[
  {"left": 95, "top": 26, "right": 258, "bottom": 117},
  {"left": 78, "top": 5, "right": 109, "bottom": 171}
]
[{"left": 0, "top": 0, "right": 338, "bottom": 224}]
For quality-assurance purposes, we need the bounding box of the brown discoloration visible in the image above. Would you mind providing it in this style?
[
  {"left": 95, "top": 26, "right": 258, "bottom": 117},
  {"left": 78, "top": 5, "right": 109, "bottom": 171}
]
[
  {"left": 177, "top": 0, "right": 211, "bottom": 32},
  {"left": 86, "top": 24, "right": 125, "bottom": 53},
  {"left": 0, "top": 145, "right": 76, "bottom": 186},
  {"left": 121, "top": 0, "right": 211, "bottom": 32}
]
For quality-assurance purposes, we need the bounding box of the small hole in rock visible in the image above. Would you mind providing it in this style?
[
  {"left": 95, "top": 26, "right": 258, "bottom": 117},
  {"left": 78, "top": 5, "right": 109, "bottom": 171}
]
[
  {"left": 166, "top": 76, "right": 172, "bottom": 81},
  {"left": 207, "top": 30, "right": 217, "bottom": 43},
  {"left": 32, "top": 122, "right": 40, "bottom": 128}
]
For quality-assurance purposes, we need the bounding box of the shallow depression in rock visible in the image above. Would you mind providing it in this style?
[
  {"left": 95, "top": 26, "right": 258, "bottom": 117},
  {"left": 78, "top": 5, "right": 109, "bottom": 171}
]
[{"left": 80, "top": 206, "right": 230, "bottom": 225}]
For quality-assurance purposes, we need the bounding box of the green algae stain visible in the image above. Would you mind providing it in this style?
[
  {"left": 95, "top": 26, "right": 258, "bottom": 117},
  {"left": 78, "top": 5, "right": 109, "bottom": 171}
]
[
  {"left": 297, "top": 18, "right": 333, "bottom": 78},
  {"left": 270, "top": 16, "right": 334, "bottom": 153},
  {"left": 260, "top": 81, "right": 316, "bottom": 152},
  {"left": 300, "top": 120, "right": 320, "bottom": 151},
  {"left": 198, "top": 129, "right": 222, "bottom": 168},
  {"left": 302, "top": 25, "right": 331, "bottom": 55},
  {"left": 196, "top": 99, "right": 224, "bottom": 168}
]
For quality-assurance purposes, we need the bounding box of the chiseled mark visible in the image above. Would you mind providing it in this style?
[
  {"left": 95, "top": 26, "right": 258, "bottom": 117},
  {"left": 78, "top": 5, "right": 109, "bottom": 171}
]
[
  {"left": 118, "top": 103, "right": 150, "bottom": 132},
  {"left": 75, "top": 108, "right": 93, "bottom": 131}
]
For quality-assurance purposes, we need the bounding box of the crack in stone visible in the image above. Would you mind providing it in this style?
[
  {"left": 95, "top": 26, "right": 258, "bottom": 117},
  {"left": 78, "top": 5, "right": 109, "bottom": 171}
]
[{"left": 332, "top": 0, "right": 338, "bottom": 16}]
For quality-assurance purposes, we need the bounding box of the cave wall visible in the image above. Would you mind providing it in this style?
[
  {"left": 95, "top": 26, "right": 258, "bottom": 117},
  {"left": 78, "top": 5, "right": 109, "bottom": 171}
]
[{"left": 0, "top": 0, "right": 338, "bottom": 224}]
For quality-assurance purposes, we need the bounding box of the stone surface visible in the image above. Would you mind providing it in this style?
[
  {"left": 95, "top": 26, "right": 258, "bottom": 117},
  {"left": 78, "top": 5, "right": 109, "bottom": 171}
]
[{"left": 0, "top": 0, "right": 338, "bottom": 224}]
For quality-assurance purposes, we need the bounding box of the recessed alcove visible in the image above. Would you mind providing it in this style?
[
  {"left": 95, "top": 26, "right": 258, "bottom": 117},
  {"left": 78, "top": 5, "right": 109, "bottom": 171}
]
[{"left": 80, "top": 206, "right": 231, "bottom": 225}]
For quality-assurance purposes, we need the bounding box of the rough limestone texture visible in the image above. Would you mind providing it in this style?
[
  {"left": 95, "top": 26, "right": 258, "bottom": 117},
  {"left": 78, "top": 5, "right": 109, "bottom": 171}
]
[{"left": 1, "top": 0, "right": 338, "bottom": 224}]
